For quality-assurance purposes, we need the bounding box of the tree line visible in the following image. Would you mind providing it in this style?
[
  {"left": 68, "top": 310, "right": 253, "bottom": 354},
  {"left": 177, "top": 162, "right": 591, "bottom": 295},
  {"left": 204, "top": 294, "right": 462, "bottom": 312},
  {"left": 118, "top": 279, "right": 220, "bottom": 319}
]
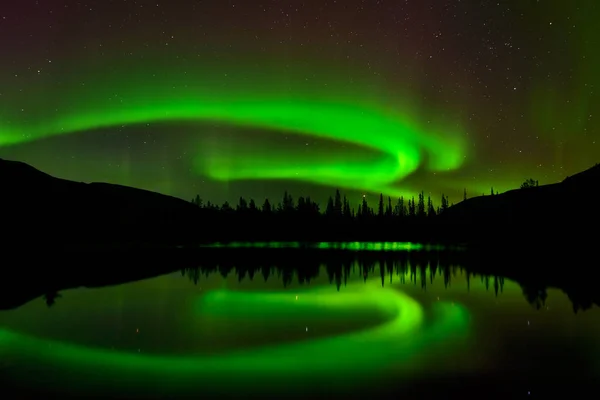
[
  {"left": 188, "top": 179, "right": 540, "bottom": 220},
  {"left": 189, "top": 175, "right": 544, "bottom": 221},
  {"left": 184, "top": 178, "right": 542, "bottom": 243},
  {"left": 191, "top": 189, "right": 455, "bottom": 220}
]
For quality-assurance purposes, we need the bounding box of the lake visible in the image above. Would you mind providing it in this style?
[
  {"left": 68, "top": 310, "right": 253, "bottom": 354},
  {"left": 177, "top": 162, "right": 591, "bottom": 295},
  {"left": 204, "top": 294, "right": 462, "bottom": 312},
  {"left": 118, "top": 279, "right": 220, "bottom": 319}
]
[{"left": 0, "top": 243, "right": 599, "bottom": 398}]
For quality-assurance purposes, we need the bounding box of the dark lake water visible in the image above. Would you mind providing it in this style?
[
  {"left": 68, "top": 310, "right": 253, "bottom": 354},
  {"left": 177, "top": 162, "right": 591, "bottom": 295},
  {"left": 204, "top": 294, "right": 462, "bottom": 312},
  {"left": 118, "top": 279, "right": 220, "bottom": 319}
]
[{"left": 0, "top": 243, "right": 599, "bottom": 398}]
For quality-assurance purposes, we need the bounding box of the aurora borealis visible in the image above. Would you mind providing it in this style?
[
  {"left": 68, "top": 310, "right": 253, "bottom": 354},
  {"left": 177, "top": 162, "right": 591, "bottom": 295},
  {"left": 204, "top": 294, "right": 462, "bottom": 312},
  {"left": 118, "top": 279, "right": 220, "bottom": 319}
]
[
  {"left": 0, "top": 0, "right": 598, "bottom": 203},
  {"left": 0, "top": 69, "right": 465, "bottom": 198}
]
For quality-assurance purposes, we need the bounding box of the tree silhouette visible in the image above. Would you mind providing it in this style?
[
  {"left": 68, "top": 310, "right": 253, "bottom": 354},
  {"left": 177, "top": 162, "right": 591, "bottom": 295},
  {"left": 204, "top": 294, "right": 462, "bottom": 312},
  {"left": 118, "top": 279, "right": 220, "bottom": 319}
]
[
  {"left": 237, "top": 197, "right": 248, "bottom": 212},
  {"left": 192, "top": 194, "right": 203, "bottom": 207},
  {"left": 377, "top": 193, "right": 384, "bottom": 218},
  {"left": 360, "top": 195, "right": 369, "bottom": 218},
  {"left": 417, "top": 192, "right": 426, "bottom": 218},
  {"left": 342, "top": 195, "right": 351, "bottom": 218},
  {"left": 249, "top": 198, "right": 257, "bottom": 212},
  {"left": 221, "top": 201, "right": 233, "bottom": 214},
  {"left": 440, "top": 194, "right": 449, "bottom": 214},
  {"left": 520, "top": 179, "right": 539, "bottom": 189},
  {"left": 395, "top": 196, "right": 406, "bottom": 218},
  {"left": 334, "top": 189, "right": 342, "bottom": 217},
  {"left": 325, "top": 196, "right": 334, "bottom": 216},
  {"left": 282, "top": 191, "right": 295, "bottom": 213},
  {"left": 408, "top": 197, "right": 416, "bottom": 217},
  {"left": 261, "top": 198, "right": 272, "bottom": 214},
  {"left": 427, "top": 195, "right": 436, "bottom": 218}
]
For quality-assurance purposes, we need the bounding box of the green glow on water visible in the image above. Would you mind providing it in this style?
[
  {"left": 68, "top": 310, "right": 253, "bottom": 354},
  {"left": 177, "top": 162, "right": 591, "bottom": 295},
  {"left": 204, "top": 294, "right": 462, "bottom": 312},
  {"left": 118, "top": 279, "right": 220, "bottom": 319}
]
[
  {"left": 0, "top": 281, "right": 469, "bottom": 396},
  {"left": 204, "top": 241, "right": 458, "bottom": 252}
]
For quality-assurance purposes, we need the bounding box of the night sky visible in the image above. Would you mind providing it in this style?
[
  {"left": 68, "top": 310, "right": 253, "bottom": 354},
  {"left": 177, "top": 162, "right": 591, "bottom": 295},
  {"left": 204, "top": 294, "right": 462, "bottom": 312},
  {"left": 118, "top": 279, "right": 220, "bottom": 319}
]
[{"left": 0, "top": 0, "right": 598, "bottom": 206}]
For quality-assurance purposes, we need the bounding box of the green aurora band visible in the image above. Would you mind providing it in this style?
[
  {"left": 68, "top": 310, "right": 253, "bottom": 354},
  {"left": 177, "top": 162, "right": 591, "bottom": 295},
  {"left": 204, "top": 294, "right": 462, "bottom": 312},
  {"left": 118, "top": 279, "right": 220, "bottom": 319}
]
[
  {"left": 0, "top": 281, "right": 469, "bottom": 396},
  {"left": 0, "top": 66, "right": 467, "bottom": 197}
]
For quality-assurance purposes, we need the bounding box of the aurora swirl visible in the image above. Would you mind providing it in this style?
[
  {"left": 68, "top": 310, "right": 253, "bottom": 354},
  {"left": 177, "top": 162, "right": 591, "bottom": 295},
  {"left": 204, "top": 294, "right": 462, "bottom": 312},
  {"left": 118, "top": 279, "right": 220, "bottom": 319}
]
[
  {"left": 1, "top": 0, "right": 597, "bottom": 202},
  {"left": 0, "top": 64, "right": 466, "bottom": 197}
]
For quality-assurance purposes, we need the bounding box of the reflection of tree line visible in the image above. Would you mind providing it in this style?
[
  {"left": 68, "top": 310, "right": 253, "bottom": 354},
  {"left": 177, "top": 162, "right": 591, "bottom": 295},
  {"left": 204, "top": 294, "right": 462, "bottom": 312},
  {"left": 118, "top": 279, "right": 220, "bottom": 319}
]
[
  {"left": 25, "top": 245, "right": 595, "bottom": 314},
  {"left": 183, "top": 259, "right": 507, "bottom": 294},
  {"left": 179, "top": 250, "right": 596, "bottom": 314}
]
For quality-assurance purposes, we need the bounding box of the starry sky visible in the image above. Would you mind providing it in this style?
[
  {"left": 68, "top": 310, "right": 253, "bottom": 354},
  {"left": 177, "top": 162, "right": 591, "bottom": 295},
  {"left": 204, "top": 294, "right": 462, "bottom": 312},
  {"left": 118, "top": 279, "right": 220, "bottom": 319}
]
[{"left": 0, "top": 0, "right": 598, "bottom": 206}]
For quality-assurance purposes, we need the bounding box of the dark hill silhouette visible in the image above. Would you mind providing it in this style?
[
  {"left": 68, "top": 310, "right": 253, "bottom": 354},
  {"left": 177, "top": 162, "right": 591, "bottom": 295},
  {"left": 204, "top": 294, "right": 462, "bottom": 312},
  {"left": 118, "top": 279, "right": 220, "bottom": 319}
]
[
  {"left": 0, "top": 158, "right": 203, "bottom": 248},
  {"left": 562, "top": 162, "right": 600, "bottom": 186},
  {"left": 439, "top": 163, "right": 600, "bottom": 244},
  {"left": 1, "top": 157, "right": 599, "bottom": 247}
]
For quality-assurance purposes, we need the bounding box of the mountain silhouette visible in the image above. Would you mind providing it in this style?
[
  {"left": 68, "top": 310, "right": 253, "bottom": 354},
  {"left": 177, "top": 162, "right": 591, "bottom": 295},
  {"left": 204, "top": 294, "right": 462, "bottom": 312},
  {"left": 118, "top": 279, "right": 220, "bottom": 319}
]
[
  {"left": 1, "top": 158, "right": 598, "bottom": 247},
  {"left": 439, "top": 163, "right": 600, "bottom": 244},
  {"left": 0, "top": 158, "right": 203, "bottom": 248}
]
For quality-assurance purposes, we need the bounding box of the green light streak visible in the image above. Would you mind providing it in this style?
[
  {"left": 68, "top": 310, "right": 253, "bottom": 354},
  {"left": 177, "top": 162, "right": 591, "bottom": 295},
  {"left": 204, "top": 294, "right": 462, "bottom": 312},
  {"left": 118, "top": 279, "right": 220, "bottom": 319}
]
[
  {"left": 0, "top": 281, "right": 469, "bottom": 396},
  {"left": 203, "top": 241, "right": 464, "bottom": 251},
  {"left": 0, "top": 66, "right": 466, "bottom": 196}
]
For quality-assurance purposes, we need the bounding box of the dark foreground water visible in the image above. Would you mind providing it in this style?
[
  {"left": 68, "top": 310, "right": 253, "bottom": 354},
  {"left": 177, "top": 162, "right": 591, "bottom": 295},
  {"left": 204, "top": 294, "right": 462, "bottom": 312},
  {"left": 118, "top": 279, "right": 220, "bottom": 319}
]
[{"left": 0, "top": 245, "right": 599, "bottom": 398}]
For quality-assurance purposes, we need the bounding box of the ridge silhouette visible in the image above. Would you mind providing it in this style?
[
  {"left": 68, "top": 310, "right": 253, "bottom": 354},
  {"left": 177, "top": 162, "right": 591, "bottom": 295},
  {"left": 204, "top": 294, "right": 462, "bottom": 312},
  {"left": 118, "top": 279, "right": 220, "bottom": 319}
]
[
  {"left": 0, "top": 158, "right": 203, "bottom": 248},
  {"left": 1, "top": 157, "right": 598, "bottom": 247}
]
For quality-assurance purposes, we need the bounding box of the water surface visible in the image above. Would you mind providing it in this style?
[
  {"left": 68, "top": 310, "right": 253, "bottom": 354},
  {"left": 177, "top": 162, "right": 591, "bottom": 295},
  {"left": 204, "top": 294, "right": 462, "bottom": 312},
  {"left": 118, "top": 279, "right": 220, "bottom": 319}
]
[{"left": 0, "top": 247, "right": 598, "bottom": 398}]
